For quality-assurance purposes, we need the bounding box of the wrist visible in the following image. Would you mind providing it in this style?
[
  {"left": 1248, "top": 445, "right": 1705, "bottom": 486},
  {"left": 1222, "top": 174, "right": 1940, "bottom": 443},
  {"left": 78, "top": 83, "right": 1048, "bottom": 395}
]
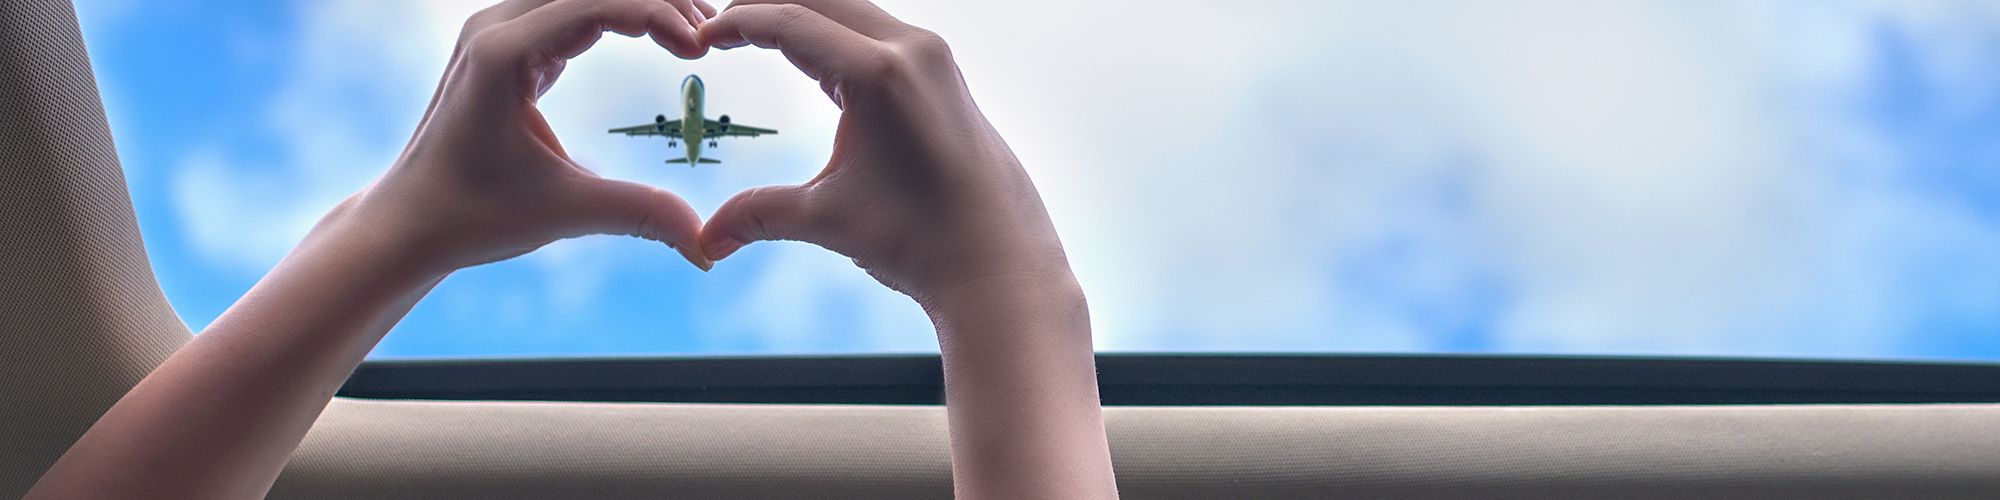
[
  {"left": 919, "top": 269, "right": 1089, "bottom": 345},
  {"left": 299, "top": 194, "right": 453, "bottom": 284},
  {"left": 908, "top": 232, "right": 1077, "bottom": 309}
]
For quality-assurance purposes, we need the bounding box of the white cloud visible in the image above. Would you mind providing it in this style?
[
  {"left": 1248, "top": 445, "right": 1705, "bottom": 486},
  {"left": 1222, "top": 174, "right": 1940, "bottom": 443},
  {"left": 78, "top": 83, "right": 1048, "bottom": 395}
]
[
  {"left": 169, "top": 150, "right": 319, "bottom": 267},
  {"left": 166, "top": 0, "right": 2000, "bottom": 357},
  {"left": 168, "top": 0, "right": 475, "bottom": 273},
  {"left": 878, "top": 0, "right": 2000, "bottom": 356}
]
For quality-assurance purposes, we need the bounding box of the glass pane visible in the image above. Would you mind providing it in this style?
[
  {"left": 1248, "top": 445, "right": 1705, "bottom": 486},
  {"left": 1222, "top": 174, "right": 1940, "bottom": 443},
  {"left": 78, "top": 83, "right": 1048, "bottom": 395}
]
[{"left": 74, "top": 0, "right": 2000, "bottom": 359}]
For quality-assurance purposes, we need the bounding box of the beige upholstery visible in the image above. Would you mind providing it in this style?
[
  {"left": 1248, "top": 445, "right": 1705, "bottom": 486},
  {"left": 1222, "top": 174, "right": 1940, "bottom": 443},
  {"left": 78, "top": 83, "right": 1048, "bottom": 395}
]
[
  {"left": 271, "top": 400, "right": 2000, "bottom": 500},
  {"left": 0, "top": 0, "right": 195, "bottom": 496},
  {"left": 7, "top": 1, "right": 2000, "bottom": 498}
]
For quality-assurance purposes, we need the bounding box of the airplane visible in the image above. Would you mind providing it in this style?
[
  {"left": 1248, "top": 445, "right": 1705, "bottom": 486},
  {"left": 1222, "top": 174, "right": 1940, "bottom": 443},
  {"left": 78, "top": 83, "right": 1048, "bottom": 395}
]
[{"left": 608, "top": 74, "right": 777, "bottom": 166}]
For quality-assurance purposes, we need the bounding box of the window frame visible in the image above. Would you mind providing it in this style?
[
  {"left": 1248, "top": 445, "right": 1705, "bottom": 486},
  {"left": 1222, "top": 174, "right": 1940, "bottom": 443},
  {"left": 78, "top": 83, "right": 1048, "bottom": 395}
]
[{"left": 340, "top": 354, "right": 2000, "bottom": 406}]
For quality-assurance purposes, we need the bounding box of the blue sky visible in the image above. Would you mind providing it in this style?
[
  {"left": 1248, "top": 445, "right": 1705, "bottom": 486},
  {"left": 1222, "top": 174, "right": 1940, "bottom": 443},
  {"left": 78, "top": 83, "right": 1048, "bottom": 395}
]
[{"left": 71, "top": 0, "right": 2000, "bottom": 360}]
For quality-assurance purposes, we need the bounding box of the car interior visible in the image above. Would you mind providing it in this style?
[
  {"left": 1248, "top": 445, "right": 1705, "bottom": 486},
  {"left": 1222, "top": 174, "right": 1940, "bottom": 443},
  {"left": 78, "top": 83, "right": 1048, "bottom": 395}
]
[{"left": 8, "top": 0, "right": 2000, "bottom": 498}]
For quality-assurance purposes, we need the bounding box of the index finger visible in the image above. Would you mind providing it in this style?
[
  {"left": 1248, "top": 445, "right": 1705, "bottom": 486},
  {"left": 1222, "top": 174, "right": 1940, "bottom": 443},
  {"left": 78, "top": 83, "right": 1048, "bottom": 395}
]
[
  {"left": 722, "top": 0, "right": 914, "bottom": 39},
  {"left": 467, "top": 0, "right": 706, "bottom": 96},
  {"left": 410, "top": 0, "right": 562, "bottom": 149},
  {"left": 509, "top": 0, "right": 707, "bottom": 59},
  {"left": 697, "top": 4, "right": 888, "bottom": 86}
]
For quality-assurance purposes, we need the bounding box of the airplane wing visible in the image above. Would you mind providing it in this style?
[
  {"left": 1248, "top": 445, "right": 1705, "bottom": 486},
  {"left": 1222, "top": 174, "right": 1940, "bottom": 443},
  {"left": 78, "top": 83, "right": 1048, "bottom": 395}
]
[
  {"left": 705, "top": 118, "right": 777, "bottom": 137},
  {"left": 609, "top": 120, "right": 681, "bottom": 137}
]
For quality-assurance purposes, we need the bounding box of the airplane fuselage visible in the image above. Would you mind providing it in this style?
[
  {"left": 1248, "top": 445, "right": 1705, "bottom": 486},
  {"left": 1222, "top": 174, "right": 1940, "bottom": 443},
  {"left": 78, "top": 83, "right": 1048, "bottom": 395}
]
[
  {"left": 610, "top": 74, "right": 772, "bottom": 165},
  {"left": 681, "top": 75, "right": 705, "bottom": 165}
]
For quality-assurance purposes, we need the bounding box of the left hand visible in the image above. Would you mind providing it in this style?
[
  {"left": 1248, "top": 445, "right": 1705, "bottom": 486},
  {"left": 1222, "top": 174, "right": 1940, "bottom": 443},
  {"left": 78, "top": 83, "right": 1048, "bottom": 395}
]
[
  {"left": 335, "top": 0, "right": 721, "bottom": 276},
  {"left": 696, "top": 0, "right": 1077, "bottom": 307}
]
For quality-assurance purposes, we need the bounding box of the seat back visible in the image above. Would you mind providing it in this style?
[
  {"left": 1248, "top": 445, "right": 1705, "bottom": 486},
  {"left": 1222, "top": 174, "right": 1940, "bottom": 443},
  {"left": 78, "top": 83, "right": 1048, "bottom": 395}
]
[{"left": 0, "top": 0, "right": 193, "bottom": 496}]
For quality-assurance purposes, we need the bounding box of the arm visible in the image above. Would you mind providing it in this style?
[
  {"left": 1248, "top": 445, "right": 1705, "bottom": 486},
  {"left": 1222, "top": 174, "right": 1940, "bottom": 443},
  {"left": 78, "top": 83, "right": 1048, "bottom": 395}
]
[
  {"left": 696, "top": 2, "right": 1119, "bottom": 497},
  {"left": 27, "top": 1, "right": 716, "bottom": 498},
  {"left": 25, "top": 205, "right": 443, "bottom": 500}
]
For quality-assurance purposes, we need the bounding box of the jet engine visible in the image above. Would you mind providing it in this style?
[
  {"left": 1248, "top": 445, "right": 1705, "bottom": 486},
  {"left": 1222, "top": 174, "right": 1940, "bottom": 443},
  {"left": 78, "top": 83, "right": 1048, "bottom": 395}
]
[
  {"left": 717, "top": 114, "right": 732, "bottom": 134},
  {"left": 654, "top": 114, "right": 668, "bottom": 132}
]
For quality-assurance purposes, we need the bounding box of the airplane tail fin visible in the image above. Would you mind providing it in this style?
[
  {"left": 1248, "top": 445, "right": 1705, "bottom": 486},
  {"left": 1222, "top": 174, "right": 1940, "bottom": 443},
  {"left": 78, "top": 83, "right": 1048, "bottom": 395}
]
[
  {"left": 665, "top": 158, "right": 690, "bottom": 164},
  {"left": 697, "top": 158, "right": 721, "bottom": 164},
  {"left": 665, "top": 157, "right": 721, "bottom": 166}
]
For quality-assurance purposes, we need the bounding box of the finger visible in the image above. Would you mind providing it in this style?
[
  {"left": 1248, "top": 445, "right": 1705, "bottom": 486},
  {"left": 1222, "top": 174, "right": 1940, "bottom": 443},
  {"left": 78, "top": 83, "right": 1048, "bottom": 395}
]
[
  {"left": 697, "top": 4, "right": 886, "bottom": 85},
  {"left": 666, "top": 0, "right": 707, "bottom": 29},
  {"left": 469, "top": 0, "right": 704, "bottom": 96},
  {"left": 723, "top": 0, "right": 912, "bottom": 39},
  {"left": 464, "top": 0, "right": 566, "bottom": 44},
  {"left": 701, "top": 184, "right": 819, "bottom": 262},
  {"left": 565, "top": 177, "right": 713, "bottom": 271},
  {"left": 411, "top": 0, "right": 563, "bottom": 147},
  {"left": 694, "top": 0, "right": 719, "bottom": 19},
  {"left": 530, "top": 0, "right": 704, "bottom": 58}
]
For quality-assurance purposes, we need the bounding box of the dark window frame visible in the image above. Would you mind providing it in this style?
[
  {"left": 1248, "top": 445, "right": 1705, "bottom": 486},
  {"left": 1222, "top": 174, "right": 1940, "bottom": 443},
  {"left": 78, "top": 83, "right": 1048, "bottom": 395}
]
[{"left": 339, "top": 354, "right": 2000, "bottom": 406}]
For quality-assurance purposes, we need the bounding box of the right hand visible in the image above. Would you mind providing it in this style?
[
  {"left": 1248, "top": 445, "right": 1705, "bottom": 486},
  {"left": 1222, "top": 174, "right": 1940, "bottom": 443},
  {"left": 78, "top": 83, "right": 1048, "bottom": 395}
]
[
  {"left": 341, "top": 0, "right": 718, "bottom": 276},
  {"left": 695, "top": 0, "right": 1079, "bottom": 307}
]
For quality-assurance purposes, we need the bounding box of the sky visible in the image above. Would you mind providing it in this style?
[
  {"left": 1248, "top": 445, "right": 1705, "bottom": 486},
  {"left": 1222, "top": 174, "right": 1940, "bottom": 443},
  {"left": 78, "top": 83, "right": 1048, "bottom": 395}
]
[{"left": 69, "top": 0, "right": 2000, "bottom": 360}]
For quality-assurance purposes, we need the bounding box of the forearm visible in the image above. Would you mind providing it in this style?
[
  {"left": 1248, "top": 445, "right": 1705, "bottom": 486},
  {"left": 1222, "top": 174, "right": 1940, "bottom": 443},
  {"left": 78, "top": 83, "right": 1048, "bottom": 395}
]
[
  {"left": 929, "top": 272, "right": 1119, "bottom": 499},
  {"left": 28, "top": 206, "right": 442, "bottom": 500}
]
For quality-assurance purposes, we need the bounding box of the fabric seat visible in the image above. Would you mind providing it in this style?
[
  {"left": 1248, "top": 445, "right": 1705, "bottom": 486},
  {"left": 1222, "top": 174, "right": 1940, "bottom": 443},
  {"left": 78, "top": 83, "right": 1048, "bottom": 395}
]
[
  {"left": 1, "top": 0, "right": 194, "bottom": 496},
  {"left": 7, "top": 1, "right": 2000, "bottom": 498}
]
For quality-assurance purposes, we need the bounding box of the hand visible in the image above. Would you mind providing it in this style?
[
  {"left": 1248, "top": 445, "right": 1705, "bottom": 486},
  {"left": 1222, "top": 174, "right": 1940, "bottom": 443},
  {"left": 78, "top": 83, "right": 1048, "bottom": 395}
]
[
  {"left": 696, "top": 6, "right": 1115, "bottom": 498},
  {"left": 338, "top": 0, "right": 721, "bottom": 276},
  {"left": 696, "top": 0, "right": 1078, "bottom": 306}
]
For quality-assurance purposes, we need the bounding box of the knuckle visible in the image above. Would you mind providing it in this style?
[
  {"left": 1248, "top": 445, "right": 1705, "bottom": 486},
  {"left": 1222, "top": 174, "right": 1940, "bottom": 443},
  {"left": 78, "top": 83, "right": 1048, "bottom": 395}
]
[
  {"left": 733, "top": 186, "right": 770, "bottom": 210},
  {"left": 900, "top": 28, "right": 952, "bottom": 62},
  {"left": 630, "top": 205, "right": 659, "bottom": 239},
  {"left": 734, "top": 186, "right": 783, "bottom": 235},
  {"left": 739, "top": 185, "right": 778, "bottom": 205},
  {"left": 850, "top": 44, "right": 904, "bottom": 84},
  {"left": 870, "top": 31, "right": 952, "bottom": 84},
  {"left": 457, "top": 11, "right": 501, "bottom": 49},
  {"left": 463, "top": 28, "right": 517, "bottom": 67},
  {"left": 892, "top": 29, "right": 952, "bottom": 66},
  {"left": 461, "top": 9, "right": 496, "bottom": 36}
]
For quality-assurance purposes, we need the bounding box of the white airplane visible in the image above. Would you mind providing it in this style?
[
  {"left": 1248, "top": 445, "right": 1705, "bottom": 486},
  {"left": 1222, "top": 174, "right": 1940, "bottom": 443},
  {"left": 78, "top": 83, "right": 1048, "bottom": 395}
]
[{"left": 608, "top": 74, "right": 777, "bottom": 166}]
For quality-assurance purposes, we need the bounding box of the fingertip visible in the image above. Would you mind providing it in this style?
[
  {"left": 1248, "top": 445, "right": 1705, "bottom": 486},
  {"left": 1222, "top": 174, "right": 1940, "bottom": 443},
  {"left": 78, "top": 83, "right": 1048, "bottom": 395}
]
[
  {"left": 704, "top": 234, "right": 745, "bottom": 262},
  {"left": 669, "top": 0, "right": 708, "bottom": 33},
  {"left": 677, "top": 42, "right": 712, "bottom": 59},
  {"left": 677, "top": 244, "right": 715, "bottom": 272},
  {"left": 694, "top": 17, "right": 730, "bottom": 47},
  {"left": 651, "top": 23, "right": 706, "bottom": 59},
  {"left": 686, "top": 1, "right": 710, "bottom": 26},
  {"left": 646, "top": 6, "right": 705, "bottom": 59}
]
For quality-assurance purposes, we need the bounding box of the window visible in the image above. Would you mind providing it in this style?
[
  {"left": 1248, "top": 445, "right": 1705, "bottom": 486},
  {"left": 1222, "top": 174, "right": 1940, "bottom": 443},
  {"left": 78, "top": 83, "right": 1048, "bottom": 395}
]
[{"left": 76, "top": 1, "right": 2000, "bottom": 360}]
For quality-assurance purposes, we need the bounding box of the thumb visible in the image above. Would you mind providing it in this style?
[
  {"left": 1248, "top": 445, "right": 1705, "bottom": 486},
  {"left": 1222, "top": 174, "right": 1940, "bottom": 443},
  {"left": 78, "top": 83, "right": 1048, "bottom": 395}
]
[
  {"left": 565, "top": 177, "right": 712, "bottom": 271},
  {"left": 700, "top": 184, "right": 817, "bottom": 262}
]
